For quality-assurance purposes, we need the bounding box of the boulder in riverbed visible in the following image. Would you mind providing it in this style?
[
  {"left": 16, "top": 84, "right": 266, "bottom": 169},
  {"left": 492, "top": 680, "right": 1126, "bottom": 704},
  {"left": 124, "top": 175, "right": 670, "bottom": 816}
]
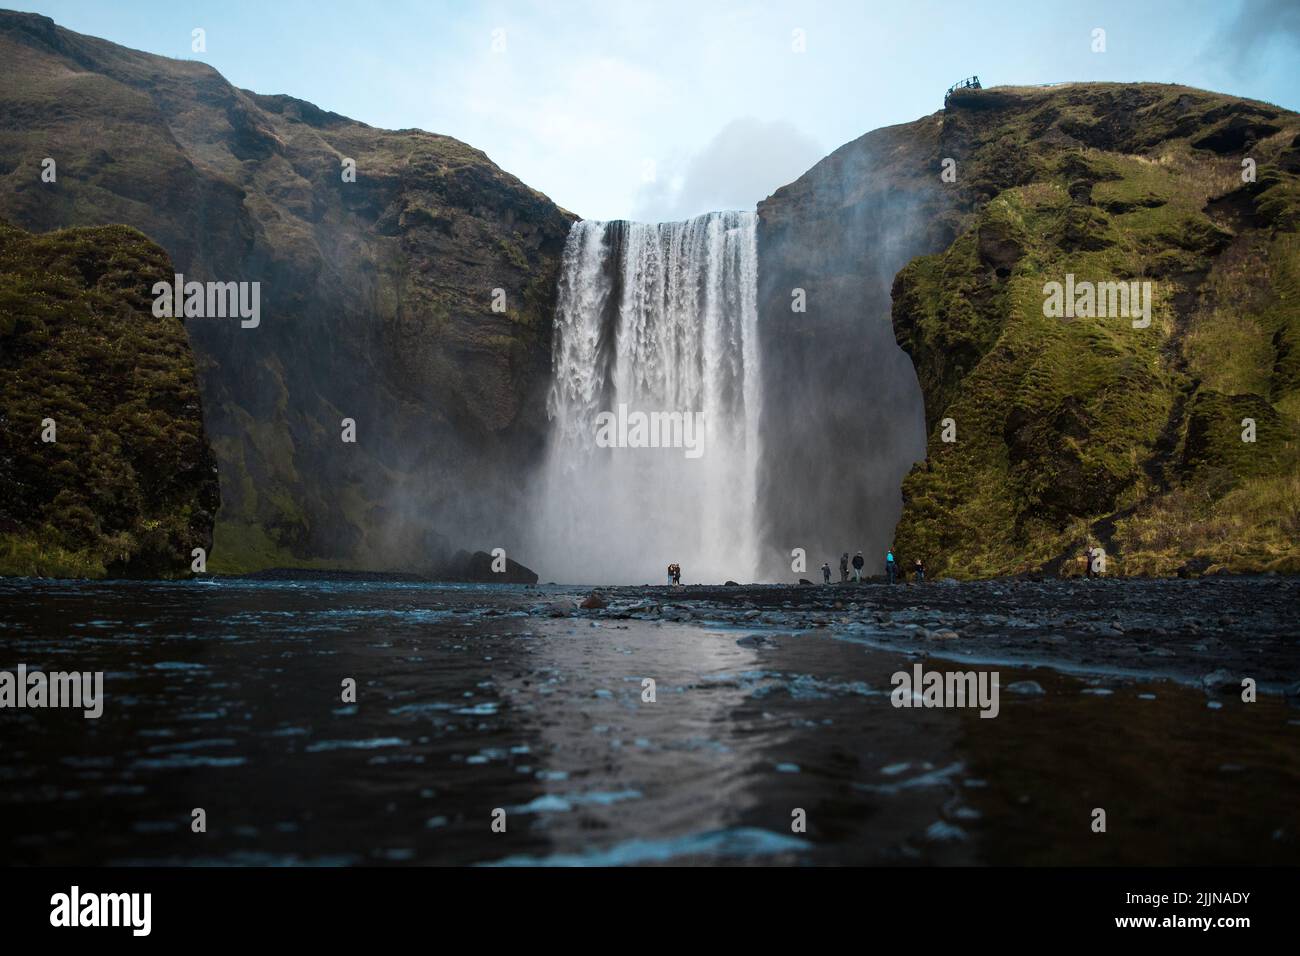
[{"left": 440, "top": 550, "right": 539, "bottom": 584}]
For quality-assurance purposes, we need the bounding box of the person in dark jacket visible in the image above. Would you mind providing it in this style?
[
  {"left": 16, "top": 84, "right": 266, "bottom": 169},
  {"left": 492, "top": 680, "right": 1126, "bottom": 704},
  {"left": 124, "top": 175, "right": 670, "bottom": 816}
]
[
  {"left": 821, "top": 562, "right": 832, "bottom": 585},
  {"left": 914, "top": 557, "right": 925, "bottom": 583},
  {"left": 839, "top": 552, "right": 850, "bottom": 583},
  {"left": 852, "top": 551, "right": 865, "bottom": 583}
]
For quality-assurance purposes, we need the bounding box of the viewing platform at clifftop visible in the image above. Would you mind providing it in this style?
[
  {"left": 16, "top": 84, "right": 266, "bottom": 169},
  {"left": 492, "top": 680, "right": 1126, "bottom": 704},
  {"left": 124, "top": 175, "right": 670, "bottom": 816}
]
[{"left": 944, "top": 75, "right": 982, "bottom": 105}]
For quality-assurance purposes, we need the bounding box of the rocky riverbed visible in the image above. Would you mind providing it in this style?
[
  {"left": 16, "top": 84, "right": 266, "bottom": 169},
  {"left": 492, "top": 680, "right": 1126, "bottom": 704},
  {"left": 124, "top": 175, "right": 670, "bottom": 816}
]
[
  {"left": 532, "top": 576, "right": 1300, "bottom": 695},
  {"left": 1, "top": 575, "right": 1296, "bottom": 866}
]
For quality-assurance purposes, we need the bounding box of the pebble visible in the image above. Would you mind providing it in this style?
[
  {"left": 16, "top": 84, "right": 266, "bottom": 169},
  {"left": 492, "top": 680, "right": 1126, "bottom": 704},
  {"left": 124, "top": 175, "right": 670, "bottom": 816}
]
[
  {"left": 1200, "top": 669, "right": 1237, "bottom": 693},
  {"left": 925, "top": 821, "right": 967, "bottom": 842},
  {"left": 1007, "top": 680, "right": 1046, "bottom": 695}
]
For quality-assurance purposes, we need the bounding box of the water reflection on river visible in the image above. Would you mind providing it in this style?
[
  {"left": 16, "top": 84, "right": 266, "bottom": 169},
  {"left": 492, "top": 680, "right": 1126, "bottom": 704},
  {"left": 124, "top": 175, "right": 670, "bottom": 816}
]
[{"left": 1, "top": 580, "right": 1296, "bottom": 865}]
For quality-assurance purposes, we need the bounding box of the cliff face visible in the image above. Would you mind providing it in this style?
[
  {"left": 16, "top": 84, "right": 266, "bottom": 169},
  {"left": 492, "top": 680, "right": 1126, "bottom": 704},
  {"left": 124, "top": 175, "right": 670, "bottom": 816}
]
[
  {"left": 0, "top": 10, "right": 575, "bottom": 572},
  {"left": 754, "top": 115, "right": 955, "bottom": 577},
  {"left": 5, "top": 9, "right": 1294, "bottom": 583},
  {"left": 0, "top": 220, "right": 220, "bottom": 577},
  {"left": 888, "top": 84, "right": 1300, "bottom": 577},
  {"left": 758, "top": 82, "right": 1299, "bottom": 579}
]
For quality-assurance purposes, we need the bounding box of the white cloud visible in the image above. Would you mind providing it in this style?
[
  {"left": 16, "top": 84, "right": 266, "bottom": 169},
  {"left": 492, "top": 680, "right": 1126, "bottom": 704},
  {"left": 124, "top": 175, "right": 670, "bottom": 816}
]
[{"left": 633, "top": 117, "right": 823, "bottom": 222}]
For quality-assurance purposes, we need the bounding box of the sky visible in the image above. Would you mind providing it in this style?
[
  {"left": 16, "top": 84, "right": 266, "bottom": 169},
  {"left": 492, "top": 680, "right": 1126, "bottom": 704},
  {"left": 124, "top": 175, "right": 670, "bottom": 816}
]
[{"left": 9, "top": 0, "right": 1299, "bottom": 221}]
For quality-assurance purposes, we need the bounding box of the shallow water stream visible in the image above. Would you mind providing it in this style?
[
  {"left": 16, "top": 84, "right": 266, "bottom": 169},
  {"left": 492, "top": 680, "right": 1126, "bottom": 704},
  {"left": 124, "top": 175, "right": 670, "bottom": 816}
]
[{"left": 1, "top": 579, "right": 1296, "bottom": 865}]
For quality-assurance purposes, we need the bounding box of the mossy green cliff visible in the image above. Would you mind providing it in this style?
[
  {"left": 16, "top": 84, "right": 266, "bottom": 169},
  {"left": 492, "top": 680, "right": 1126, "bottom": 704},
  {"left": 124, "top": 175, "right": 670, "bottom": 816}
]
[
  {"left": 0, "top": 219, "right": 219, "bottom": 576},
  {"left": 890, "top": 84, "right": 1300, "bottom": 577}
]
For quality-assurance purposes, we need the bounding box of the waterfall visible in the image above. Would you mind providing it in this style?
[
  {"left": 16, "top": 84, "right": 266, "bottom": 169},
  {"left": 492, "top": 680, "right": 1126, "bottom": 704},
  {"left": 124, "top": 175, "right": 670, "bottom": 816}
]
[{"left": 530, "top": 211, "right": 761, "bottom": 584}]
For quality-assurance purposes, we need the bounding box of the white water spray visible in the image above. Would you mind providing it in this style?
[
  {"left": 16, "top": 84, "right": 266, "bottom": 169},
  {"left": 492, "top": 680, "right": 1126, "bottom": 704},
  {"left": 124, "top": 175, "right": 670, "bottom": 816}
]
[{"left": 530, "top": 211, "right": 761, "bottom": 584}]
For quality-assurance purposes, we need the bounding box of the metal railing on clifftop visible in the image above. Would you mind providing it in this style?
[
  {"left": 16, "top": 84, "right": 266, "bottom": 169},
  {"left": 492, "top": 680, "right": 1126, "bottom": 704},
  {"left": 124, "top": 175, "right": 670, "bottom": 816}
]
[{"left": 944, "top": 75, "right": 982, "bottom": 106}]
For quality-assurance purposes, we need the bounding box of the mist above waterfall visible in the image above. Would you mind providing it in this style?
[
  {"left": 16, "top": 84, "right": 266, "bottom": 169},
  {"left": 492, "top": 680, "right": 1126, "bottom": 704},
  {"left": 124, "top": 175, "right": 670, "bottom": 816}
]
[
  {"left": 752, "top": 127, "right": 947, "bottom": 580},
  {"left": 528, "top": 212, "right": 761, "bottom": 584}
]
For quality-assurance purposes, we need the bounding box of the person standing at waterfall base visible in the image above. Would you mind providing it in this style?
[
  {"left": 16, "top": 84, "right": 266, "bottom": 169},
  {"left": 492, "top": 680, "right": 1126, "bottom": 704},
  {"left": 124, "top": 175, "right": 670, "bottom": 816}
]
[
  {"left": 852, "top": 551, "right": 864, "bottom": 583},
  {"left": 668, "top": 563, "right": 681, "bottom": 586},
  {"left": 822, "top": 562, "right": 832, "bottom": 585},
  {"left": 886, "top": 549, "right": 897, "bottom": 584},
  {"left": 839, "top": 553, "right": 850, "bottom": 583},
  {"left": 914, "top": 557, "right": 925, "bottom": 583},
  {"left": 1082, "top": 544, "right": 1100, "bottom": 578}
]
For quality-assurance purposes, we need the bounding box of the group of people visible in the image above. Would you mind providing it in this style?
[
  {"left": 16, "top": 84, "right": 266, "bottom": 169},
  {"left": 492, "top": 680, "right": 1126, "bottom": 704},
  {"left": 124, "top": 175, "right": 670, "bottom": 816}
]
[
  {"left": 661, "top": 551, "right": 929, "bottom": 587},
  {"left": 822, "top": 549, "right": 925, "bottom": 585}
]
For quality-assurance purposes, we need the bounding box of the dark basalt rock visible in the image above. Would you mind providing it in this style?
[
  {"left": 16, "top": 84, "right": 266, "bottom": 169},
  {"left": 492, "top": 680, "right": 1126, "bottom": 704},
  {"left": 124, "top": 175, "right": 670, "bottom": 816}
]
[
  {"left": 440, "top": 550, "right": 539, "bottom": 585},
  {"left": 1191, "top": 118, "right": 1282, "bottom": 155},
  {"left": 977, "top": 219, "right": 1026, "bottom": 272}
]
